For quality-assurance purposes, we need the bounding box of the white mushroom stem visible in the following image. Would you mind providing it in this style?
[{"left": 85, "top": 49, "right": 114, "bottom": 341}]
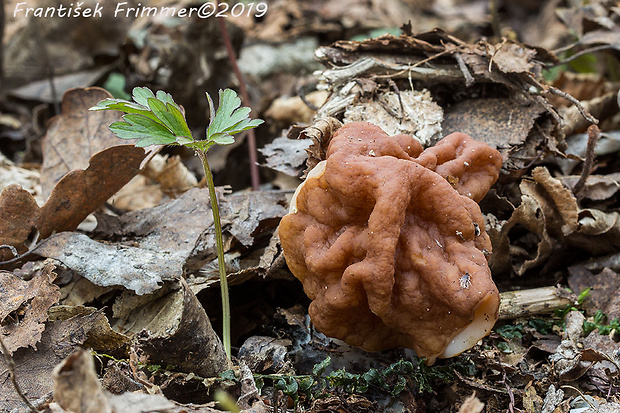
[
  {"left": 441, "top": 293, "right": 499, "bottom": 359},
  {"left": 289, "top": 161, "right": 327, "bottom": 214}
]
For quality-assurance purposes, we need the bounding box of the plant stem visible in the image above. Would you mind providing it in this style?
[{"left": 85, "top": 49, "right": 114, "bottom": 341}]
[
  {"left": 196, "top": 150, "right": 231, "bottom": 360},
  {"left": 216, "top": 12, "right": 260, "bottom": 191}
]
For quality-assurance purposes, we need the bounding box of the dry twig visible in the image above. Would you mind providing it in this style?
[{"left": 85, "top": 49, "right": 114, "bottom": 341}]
[
  {"left": 573, "top": 124, "right": 601, "bottom": 200},
  {"left": 547, "top": 86, "right": 599, "bottom": 125}
]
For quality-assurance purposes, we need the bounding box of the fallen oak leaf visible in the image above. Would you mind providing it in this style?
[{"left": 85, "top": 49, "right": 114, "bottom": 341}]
[
  {"left": 0, "top": 87, "right": 151, "bottom": 262},
  {"left": 0, "top": 145, "right": 145, "bottom": 262}
]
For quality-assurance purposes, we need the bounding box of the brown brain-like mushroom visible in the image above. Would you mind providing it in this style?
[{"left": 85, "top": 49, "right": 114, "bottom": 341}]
[{"left": 279, "top": 121, "right": 503, "bottom": 364}]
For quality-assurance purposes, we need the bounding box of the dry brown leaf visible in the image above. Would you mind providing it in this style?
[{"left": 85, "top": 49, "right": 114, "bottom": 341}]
[
  {"left": 0, "top": 184, "right": 40, "bottom": 259},
  {"left": 490, "top": 42, "right": 537, "bottom": 74},
  {"left": 0, "top": 263, "right": 60, "bottom": 354},
  {"left": 0, "top": 312, "right": 109, "bottom": 411},
  {"left": 571, "top": 209, "right": 620, "bottom": 254},
  {"left": 48, "top": 306, "right": 130, "bottom": 352},
  {"left": 560, "top": 174, "right": 620, "bottom": 201},
  {"left": 489, "top": 167, "right": 579, "bottom": 275},
  {"left": 0, "top": 88, "right": 149, "bottom": 262}
]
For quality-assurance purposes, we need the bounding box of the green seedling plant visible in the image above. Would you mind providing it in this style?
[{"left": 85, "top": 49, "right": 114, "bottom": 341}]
[
  {"left": 583, "top": 310, "right": 620, "bottom": 336},
  {"left": 91, "top": 87, "right": 263, "bottom": 360}
]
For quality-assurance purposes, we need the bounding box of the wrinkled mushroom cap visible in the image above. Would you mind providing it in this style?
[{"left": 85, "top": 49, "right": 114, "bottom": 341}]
[{"left": 279, "top": 122, "right": 502, "bottom": 364}]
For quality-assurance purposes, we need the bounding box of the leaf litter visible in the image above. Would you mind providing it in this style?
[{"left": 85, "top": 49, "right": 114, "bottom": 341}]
[{"left": 1, "top": 1, "right": 620, "bottom": 412}]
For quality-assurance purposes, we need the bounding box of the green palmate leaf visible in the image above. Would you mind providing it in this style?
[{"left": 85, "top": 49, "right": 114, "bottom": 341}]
[
  {"left": 90, "top": 86, "right": 193, "bottom": 147},
  {"left": 132, "top": 86, "right": 156, "bottom": 107},
  {"left": 109, "top": 119, "right": 176, "bottom": 147},
  {"left": 155, "top": 90, "right": 178, "bottom": 108},
  {"left": 206, "top": 89, "right": 264, "bottom": 145},
  {"left": 91, "top": 99, "right": 161, "bottom": 123},
  {"left": 146, "top": 98, "right": 191, "bottom": 139}
]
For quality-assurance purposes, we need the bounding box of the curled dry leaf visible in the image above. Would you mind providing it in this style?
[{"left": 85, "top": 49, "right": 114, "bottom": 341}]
[
  {"left": 52, "top": 349, "right": 111, "bottom": 413},
  {"left": 131, "top": 280, "right": 229, "bottom": 377},
  {"left": 0, "top": 263, "right": 60, "bottom": 354},
  {"left": 490, "top": 166, "right": 620, "bottom": 276},
  {"left": 489, "top": 167, "right": 579, "bottom": 275},
  {"left": 287, "top": 117, "right": 343, "bottom": 174}
]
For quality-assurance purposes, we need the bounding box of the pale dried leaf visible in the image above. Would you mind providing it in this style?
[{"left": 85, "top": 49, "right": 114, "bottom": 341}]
[
  {"left": 344, "top": 89, "right": 443, "bottom": 146},
  {"left": 260, "top": 136, "right": 312, "bottom": 177},
  {"left": 34, "top": 232, "right": 176, "bottom": 295}
]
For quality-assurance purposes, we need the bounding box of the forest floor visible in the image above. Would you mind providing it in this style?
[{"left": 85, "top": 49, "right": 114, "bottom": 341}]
[{"left": 1, "top": 0, "right": 620, "bottom": 412}]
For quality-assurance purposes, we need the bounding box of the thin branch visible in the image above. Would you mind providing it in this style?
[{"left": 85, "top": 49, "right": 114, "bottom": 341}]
[
  {"left": 546, "top": 85, "right": 599, "bottom": 124},
  {"left": 573, "top": 124, "right": 600, "bottom": 200},
  {"left": 454, "top": 53, "right": 474, "bottom": 87},
  {"left": 216, "top": 9, "right": 260, "bottom": 191},
  {"left": 547, "top": 44, "right": 618, "bottom": 68},
  {"left": 0, "top": 336, "right": 38, "bottom": 413}
]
